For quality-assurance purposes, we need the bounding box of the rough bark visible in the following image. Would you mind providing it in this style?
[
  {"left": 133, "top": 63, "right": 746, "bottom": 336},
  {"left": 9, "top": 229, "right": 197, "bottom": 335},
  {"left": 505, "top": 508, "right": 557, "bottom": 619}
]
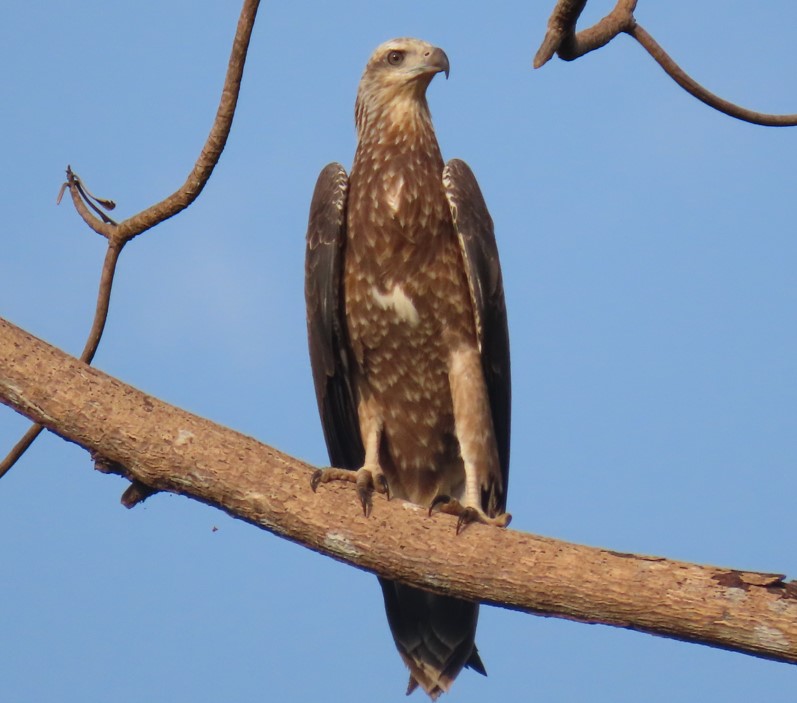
[{"left": 1, "top": 315, "right": 795, "bottom": 664}]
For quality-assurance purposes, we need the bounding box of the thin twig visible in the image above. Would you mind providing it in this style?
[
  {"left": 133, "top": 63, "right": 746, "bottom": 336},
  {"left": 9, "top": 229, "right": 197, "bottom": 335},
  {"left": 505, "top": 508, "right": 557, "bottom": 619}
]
[
  {"left": 0, "top": 425, "right": 44, "bottom": 479},
  {"left": 629, "top": 23, "right": 797, "bottom": 127},
  {"left": 73, "top": 174, "right": 116, "bottom": 212},
  {"left": 0, "top": 241, "right": 124, "bottom": 480},
  {"left": 64, "top": 0, "right": 259, "bottom": 242},
  {"left": 111, "top": 0, "right": 259, "bottom": 243},
  {"left": 65, "top": 167, "right": 115, "bottom": 238},
  {"left": 80, "top": 241, "right": 123, "bottom": 363}
]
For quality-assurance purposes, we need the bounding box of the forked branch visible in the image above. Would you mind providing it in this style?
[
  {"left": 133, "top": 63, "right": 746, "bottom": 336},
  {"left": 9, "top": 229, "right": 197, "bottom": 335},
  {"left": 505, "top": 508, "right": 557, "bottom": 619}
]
[
  {"left": 1, "top": 316, "right": 796, "bottom": 666},
  {"left": 534, "top": 0, "right": 797, "bottom": 127}
]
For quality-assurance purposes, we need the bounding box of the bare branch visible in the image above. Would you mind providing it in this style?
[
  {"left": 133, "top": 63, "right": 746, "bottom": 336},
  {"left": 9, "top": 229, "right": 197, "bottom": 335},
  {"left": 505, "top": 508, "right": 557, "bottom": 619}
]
[
  {"left": 1, "top": 0, "right": 261, "bottom": 478},
  {"left": 534, "top": 0, "right": 797, "bottom": 126},
  {"left": 63, "top": 0, "right": 261, "bottom": 244},
  {"left": 1, "top": 315, "right": 796, "bottom": 665},
  {"left": 63, "top": 166, "right": 116, "bottom": 238},
  {"left": 79, "top": 241, "right": 124, "bottom": 363},
  {"left": 0, "top": 241, "right": 123, "bottom": 480},
  {"left": 534, "top": 0, "right": 588, "bottom": 68},
  {"left": 534, "top": 0, "right": 636, "bottom": 68},
  {"left": 0, "top": 424, "right": 44, "bottom": 479},
  {"left": 629, "top": 23, "right": 797, "bottom": 127},
  {"left": 117, "top": 0, "right": 260, "bottom": 242}
]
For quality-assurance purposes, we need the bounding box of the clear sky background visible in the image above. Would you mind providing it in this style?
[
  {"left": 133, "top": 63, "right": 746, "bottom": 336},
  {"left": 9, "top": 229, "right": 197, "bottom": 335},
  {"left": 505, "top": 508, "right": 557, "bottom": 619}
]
[{"left": 2, "top": 2, "right": 796, "bottom": 701}]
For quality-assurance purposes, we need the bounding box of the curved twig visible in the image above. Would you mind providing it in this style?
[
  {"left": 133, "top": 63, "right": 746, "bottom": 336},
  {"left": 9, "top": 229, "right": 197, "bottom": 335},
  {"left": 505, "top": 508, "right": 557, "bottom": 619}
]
[
  {"left": 534, "top": 0, "right": 797, "bottom": 127},
  {"left": 0, "top": 0, "right": 261, "bottom": 479},
  {"left": 111, "top": 0, "right": 260, "bottom": 242},
  {"left": 0, "top": 240, "right": 124, "bottom": 480},
  {"left": 629, "top": 23, "right": 797, "bottom": 127},
  {"left": 80, "top": 240, "right": 124, "bottom": 364},
  {"left": 64, "top": 167, "right": 116, "bottom": 238},
  {"left": 0, "top": 425, "right": 44, "bottom": 479},
  {"left": 66, "top": 0, "right": 259, "bottom": 243}
]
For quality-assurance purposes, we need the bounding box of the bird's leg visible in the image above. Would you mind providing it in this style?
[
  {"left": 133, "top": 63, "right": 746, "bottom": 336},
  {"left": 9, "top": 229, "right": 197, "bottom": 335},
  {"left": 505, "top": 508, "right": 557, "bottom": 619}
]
[
  {"left": 431, "top": 346, "right": 512, "bottom": 533},
  {"left": 310, "top": 413, "right": 389, "bottom": 517}
]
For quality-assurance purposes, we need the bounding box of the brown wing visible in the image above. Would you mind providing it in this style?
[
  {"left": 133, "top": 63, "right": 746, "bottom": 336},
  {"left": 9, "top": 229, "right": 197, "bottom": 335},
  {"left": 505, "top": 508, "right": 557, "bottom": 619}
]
[
  {"left": 305, "top": 162, "right": 364, "bottom": 470},
  {"left": 443, "top": 159, "right": 511, "bottom": 511}
]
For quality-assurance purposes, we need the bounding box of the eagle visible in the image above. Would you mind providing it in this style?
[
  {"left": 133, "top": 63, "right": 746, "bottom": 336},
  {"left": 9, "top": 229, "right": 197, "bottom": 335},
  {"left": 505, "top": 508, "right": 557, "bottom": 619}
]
[{"left": 305, "top": 38, "right": 511, "bottom": 699}]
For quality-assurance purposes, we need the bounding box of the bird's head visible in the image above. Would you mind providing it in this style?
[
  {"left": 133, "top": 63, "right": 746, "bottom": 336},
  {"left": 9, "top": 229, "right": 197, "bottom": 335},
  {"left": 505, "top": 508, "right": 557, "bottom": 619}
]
[{"left": 355, "top": 38, "right": 450, "bottom": 136}]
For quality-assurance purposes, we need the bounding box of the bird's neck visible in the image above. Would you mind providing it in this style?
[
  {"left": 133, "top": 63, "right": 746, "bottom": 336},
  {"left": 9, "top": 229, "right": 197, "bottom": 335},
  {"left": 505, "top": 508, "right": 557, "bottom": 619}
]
[
  {"left": 356, "top": 89, "right": 434, "bottom": 141},
  {"left": 354, "top": 96, "right": 443, "bottom": 170}
]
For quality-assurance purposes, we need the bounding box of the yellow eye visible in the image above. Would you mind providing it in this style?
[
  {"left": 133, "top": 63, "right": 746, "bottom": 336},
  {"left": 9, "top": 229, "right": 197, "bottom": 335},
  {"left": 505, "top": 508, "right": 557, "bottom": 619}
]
[{"left": 387, "top": 50, "right": 404, "bottom": 66}]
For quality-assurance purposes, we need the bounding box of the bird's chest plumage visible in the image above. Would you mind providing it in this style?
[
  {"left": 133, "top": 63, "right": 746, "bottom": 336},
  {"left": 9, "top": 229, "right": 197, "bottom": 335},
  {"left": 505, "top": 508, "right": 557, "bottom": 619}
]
[{"left": 344, "top": 140, "right": 476, "bottom": 487}]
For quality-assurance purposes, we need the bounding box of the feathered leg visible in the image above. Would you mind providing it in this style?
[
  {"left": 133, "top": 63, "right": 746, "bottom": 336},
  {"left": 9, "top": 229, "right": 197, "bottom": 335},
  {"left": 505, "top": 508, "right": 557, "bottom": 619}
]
[{"left": 311, "top": 397, "right": 388, "bottom": 516}]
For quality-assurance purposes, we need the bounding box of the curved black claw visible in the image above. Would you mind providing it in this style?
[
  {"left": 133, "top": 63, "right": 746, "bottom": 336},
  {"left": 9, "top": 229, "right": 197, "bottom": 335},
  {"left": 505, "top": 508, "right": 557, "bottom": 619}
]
[
  {"left": 429, "top": 494, "right": 453, "bottom": 517},
  {"left": 355, "top": 469, "right": 374, "bottom": 517},
  {"left": 375, "top": 473, "right": 390, "bottom": 500},
  {"left": 310, "top": 469, "right": 324, "bottom": 492},
  {"left": 357, "top": 486, "right": 372, "bottom": 517},
  {"left": 456, "top": 506, "right": 481, "bottom": 535}
]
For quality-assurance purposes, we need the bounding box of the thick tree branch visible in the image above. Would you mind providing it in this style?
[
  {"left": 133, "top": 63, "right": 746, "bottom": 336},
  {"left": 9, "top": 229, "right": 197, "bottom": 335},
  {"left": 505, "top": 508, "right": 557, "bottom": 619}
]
[{"left": 1, "top": 314, "right": 795, "bottom": 665}]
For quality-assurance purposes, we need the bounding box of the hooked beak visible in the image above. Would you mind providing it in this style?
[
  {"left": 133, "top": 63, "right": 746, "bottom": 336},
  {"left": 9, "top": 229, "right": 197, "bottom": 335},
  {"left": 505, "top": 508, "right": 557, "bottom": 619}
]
[{"left": 427, "top": 46, "right": 450, "bottom": 79}]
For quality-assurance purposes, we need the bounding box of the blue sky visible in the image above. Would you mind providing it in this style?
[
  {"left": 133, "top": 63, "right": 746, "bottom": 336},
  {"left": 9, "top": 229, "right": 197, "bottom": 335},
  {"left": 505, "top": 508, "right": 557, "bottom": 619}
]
[{"left": 2, "top": 2, "right": 796, "bottom": 701}]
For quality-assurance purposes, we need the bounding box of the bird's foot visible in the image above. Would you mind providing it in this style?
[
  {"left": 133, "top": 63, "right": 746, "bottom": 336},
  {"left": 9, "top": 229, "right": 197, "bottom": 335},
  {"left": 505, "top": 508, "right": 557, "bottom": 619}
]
[
  {"left": 429, "top": 495, "right": 512, "bottom": 534},
  {"left": 311, "top": 465, "right": 389, "bottom": 517}
]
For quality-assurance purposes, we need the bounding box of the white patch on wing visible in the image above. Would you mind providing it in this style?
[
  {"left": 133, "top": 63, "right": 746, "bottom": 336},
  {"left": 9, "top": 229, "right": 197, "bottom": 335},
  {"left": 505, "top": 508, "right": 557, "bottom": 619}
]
[{"left": 371, "top": 284, "right": 420, "bottom": 325}]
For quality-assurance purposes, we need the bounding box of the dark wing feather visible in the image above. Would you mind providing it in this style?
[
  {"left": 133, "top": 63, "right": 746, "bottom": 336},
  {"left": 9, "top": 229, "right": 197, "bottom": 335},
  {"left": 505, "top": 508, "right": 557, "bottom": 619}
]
[
  {"left": 443, "top": 159, "right": 511, "bottom": 510},
  {"left": 305, "top": 162, "right": 364, "bottom": 470}
]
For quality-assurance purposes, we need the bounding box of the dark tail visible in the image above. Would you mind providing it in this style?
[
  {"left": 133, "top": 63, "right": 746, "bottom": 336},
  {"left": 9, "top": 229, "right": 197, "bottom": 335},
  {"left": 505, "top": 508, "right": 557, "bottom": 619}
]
[{"left": 378, "top": 577, "right": 486, "bottom": 699}]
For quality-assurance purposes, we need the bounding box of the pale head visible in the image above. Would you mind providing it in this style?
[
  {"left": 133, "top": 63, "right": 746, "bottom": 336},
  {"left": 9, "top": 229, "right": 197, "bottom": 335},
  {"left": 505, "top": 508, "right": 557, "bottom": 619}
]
[{"left": 355, "top": 38, "right": 450, "bottom": 136}]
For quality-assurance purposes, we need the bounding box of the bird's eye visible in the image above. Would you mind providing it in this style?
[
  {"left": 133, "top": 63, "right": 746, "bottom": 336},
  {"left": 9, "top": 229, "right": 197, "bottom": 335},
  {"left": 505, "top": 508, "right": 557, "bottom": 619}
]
[{"left": 387, "top": 50, "right": 405, "bottom": 66}]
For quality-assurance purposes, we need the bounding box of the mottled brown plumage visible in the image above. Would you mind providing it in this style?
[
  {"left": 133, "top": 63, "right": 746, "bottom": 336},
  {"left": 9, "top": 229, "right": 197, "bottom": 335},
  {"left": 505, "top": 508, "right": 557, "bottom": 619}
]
[{"left": 305, "top": 38, "right": 511, "bottom": 699}]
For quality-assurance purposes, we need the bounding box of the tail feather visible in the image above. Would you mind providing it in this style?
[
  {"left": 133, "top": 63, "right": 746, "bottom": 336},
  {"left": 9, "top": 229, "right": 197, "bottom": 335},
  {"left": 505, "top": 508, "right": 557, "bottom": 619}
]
[
  {"left": 465, "top": 646, "right": 487, "bottom": 676},
  {"left": 378, "top": 577, "right": 484, "bottom": 699}
]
